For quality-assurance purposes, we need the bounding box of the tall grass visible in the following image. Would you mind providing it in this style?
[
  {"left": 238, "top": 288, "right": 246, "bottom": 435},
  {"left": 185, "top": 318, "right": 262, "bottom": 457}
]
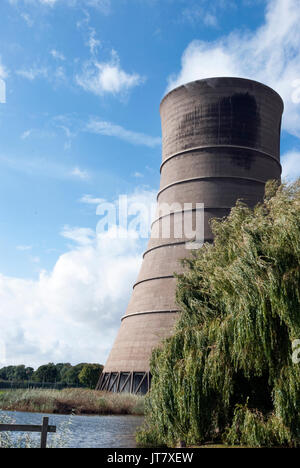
[{"left": 0, "top": 388, "right": 145, "bottom": 416}]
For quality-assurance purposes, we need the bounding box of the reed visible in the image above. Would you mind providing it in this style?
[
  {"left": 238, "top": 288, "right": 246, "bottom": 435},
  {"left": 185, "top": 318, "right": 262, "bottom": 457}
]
[{"left": 0, "top": 388, "right": 144, "bottom": 416}]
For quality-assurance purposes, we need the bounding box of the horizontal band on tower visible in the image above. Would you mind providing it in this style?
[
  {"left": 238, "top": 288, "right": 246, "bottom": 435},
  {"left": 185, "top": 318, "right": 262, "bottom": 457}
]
[
  {"left": 122, "top": 309, "right": 180, "bottom": 321},
  {"left": 150, "top": 206, "right": 231, "bottom": 230},
  {"left": 160, "top": 144, "right": 282, "bottom": 173},
  {"left": 143, "top": 241, "right": 188, "bottom": 258},
  {"left": 157, "top": 175, "right": 266, "bottom": 200},
  {"left": 143, "top": 238, "right": 214, "bottom": 259},
  {"left": 133, "top": 275, "right": 174, "bottom": 290}
]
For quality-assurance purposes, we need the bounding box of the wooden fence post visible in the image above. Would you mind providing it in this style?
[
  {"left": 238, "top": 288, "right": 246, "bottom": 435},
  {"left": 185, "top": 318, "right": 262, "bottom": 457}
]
[
  {"left": 0, "top": 417, "right": 56, "bottom": 449},
  {"left": 40, "top": 417, "right": 49, "bottom": 449}
]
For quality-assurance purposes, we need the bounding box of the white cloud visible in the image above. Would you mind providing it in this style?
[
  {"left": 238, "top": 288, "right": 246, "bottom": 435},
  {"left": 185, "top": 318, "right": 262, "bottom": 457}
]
[
  {"left": 17, "top": 66, "right": 48, "bottom": 81},
  {"left": 16, "top": 63, "right": 66, "bottom": 86},
  {"left": 0, "top": 237, "right": 142, "bottom": 367},
  {"left": 80, "top": 194, "right": 106, "bottom": 205},
  {"left": 21, "top": 130, "right": 33, "bottom": 139},
  {"left": 0, "top": 189, "right": 155, "bottom": 367},
  {"left": 87, "top": 29, "right": 101, "bottom": 55},
  {"left": 76, "top": 50, "right": 144, "bottom": 96},
  {"left": 20, "top": 128, "right": 56, "bottom": 140},
  {"left": 167, "top": 0, "right": 300, "bottom": 139},
  {"left": 61, "top": 226, "right": 95, "bottom": 246},
  {"left": 181, "top": 6, "right": 218, "bottom": 27},
  {"left": 8, "top": 0, "right": 111, "bottom": 13},
  {"left": 86, "top": 118, "right": 161, "bottom": 147},
  {"left": 38, "top": 0, "right": 57, "bottom": 5},
  {"left": 16, "top": 245, "right": 32, "bottom": 251},
  {"left": 0, "top": 61, "right": 7, "bottom": 80},
  {"left": 54, "top": 66, "right": 66, "bottom": 82},
  {"left": 21, "top": 12, "right": 33, "bottom": 26},
  {"left": 281, "top": 151, "right": 300, "bottom": 181},
  {"left": 203, "top": 13, "right": 218, "bottom": 27},
  {"left": 0, "top": 84, "right": 6, "bottom": 105},
  {"left": 30, "top": 256, "right": 40, "bottom": 264},
  {"left": 0, "top": 153, "right": 90, "bottom": 182},
  {"left": 0, "top": 58, "right": 8, "bottom": 104},
  {"left": 50, "top": 49, "right": 65, "bottom": 61},
  {"left": 71, "top": 167, "right": 90, "bottom": 180}
]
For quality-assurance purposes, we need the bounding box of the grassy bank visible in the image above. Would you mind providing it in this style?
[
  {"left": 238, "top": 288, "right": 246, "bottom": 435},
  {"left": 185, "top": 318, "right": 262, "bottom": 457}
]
[{"left": 0, "top": 388, "right": 145, "bottom": 416}]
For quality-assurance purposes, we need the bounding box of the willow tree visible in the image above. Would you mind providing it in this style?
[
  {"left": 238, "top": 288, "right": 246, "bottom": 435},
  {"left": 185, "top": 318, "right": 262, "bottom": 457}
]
[{"left": 137, "top": 180, "right": 300, "bottom": 448}]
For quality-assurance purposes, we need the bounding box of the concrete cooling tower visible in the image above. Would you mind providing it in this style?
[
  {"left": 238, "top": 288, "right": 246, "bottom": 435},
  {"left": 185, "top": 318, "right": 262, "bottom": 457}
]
[{"left": 97, "top": 77, "right": 283, "bottom": 394}]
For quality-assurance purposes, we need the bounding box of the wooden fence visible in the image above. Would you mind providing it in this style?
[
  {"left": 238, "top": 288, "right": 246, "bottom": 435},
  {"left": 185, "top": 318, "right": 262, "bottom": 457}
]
[{"left": 0, "top": 416, "right": 56, "bottom": 448}]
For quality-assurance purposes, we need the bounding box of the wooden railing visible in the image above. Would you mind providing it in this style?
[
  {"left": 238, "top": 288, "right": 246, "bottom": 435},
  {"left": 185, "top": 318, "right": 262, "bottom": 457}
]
[{"left": 0, "top": 417, "right": 56, "bottom": 448}]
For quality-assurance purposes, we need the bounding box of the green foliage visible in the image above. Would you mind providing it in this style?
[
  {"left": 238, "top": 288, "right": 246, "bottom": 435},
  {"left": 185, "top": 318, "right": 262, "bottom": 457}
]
[
  {"left": 55, "top": 363, "right": 72, "bottom": 382},
  {"left": 0, "top": 362, "right": 103, "bottom": 388},
  {"left": 32, "top": 363, "right": 59, "bottom": 383},
  {"left": 62, "top": 364, "right": 87, "bottom": 386},
  {"left": 137, "top": 180, "right": 300, "bottom": 448},
  {"left": 79, "top": 364, "right": 103, "bottom": 389},
  {"left": 0, "top": 365, "right": 34, "bottom": 381},
  {"left": 224, "top": 405, "right": 293, "bottom": 448}
]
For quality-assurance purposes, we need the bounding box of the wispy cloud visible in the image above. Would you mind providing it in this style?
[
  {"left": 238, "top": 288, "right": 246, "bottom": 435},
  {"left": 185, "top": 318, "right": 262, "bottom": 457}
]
[
  {"left": 179, "top": 0, "right": 237, "bottom": 28},
  {"left": 20, "top": 128, "right": 56, "bottom": 140},
  {"left": 0, "top": 60, "right": 7, "bottom": 103},
  {"left": 76, "top": 50, "right": 145, "bottom": 97},
  {"left": 87, "top": 29, "right": 101, "bottom": 55},
  {"left": 20, "top": 12, "right": 33, "bottom": 26},
  {"left": 281, "top": 150, "right": 300, "bottom": 181},
  {"left": 86, "top": 118, "right": 161, "bottom": 147},
  {"left": 50, "top": 49, "right": 65, "bottom": 61},
  {"left": 61, "top": 226, "right": 95, "bottom": 245},
  {"left": 21, "top": 130, "right": 33, "bottom": 139},
  {"left": 16, "top": 66, "right": 48, "bottom": 81},
  {"left": 71, "top": 166, "right": 90, "bottom": 180},
  {"left": 0, "top": 59, "right": 8, "bottom": 80},
  {"left": 167, "top": 0, "right": 300, "bottom": 139},
  {"left": 8, "top": 0, "right": 111, "bottom": 14},
  {"left": 0, "top": 153, "right": 90, "bottom": 182},
  {"left": 16, "top": 245, "right": 32, "bottom": 251},
  {"left": 16, "top": 63, "right": 66, "bottom": 85},
  {"left": 30, "top": 256, "right": 40, "bottom": 264},
  {"left": 181, "top": 7, "right": 218, "bottom": 27},
  {"left": 80, "top": 194, "right": 106, "bottom": 205},
  {"left": 50, "top": 115, "right": 79, "bottom": 149},
  {"left": 132, "top": 172, "right": 144, "bottom": 178}
]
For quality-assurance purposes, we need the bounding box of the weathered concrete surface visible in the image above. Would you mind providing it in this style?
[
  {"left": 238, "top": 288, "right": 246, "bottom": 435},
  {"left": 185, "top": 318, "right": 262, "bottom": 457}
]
[{"left": 103, "top": 77, "right": 283, "bottom": 376}]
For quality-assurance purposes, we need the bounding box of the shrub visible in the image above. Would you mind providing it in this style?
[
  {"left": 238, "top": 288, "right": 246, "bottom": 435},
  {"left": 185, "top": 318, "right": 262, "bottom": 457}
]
[{"left": 137, "top": 180, "right": 300, "bottom": 448}]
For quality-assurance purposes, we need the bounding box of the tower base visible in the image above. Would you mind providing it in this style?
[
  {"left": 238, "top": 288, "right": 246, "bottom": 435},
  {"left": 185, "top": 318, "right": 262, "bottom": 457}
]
[{"left": 96, "top": 371, "right": 151, "bottom": 395}]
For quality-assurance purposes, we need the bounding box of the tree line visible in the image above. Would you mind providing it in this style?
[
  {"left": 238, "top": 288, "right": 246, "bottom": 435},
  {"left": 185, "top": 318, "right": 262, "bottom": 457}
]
[{"left": 0, "top": 362, "right": 103, "bottom": 389}]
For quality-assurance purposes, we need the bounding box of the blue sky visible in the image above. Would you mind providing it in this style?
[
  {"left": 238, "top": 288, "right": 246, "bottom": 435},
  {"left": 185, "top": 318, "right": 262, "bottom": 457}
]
[{"left": 0, "top": 0, "right": 299, "bottom": 367}]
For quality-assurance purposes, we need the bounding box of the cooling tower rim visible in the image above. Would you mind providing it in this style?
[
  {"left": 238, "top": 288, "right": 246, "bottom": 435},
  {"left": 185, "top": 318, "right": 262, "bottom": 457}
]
[{"left": 160, "top": 76, "right": 284, "bottom": 112}]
